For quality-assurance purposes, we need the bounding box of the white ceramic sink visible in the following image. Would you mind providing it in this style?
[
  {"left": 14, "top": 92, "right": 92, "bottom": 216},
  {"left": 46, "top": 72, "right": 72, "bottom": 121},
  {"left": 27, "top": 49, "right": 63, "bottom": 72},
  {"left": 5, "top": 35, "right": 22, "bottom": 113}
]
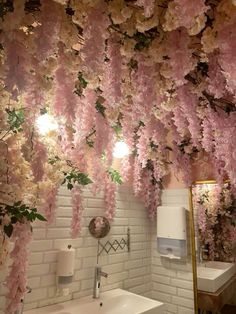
[
  {"left": 197, "top": 261, "right": 235, "bottom": 293},
  {"left": 24, "top": 289, "right": 165, "bottom": 314}
]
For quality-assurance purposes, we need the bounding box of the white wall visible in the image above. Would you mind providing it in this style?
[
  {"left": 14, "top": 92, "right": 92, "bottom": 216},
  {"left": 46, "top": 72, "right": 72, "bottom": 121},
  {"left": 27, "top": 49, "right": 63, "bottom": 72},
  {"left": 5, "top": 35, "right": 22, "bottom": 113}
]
[
  {"left": 0, "top": 187, "right": 194, "bottom": 314},
  {"left": 0, "top": 185, "right": 152, "bottom": 312},
  {"left": 151, "top": 189, "right": 194, "bottom": 314}
]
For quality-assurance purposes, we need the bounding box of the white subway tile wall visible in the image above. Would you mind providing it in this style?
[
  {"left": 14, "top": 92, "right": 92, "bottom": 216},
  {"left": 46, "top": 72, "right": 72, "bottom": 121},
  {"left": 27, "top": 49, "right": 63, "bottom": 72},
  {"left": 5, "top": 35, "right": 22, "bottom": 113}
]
[
  {"left": 0, "top": 187, "right": 194, "bottom": 314},
  {"left": 0, "top": 185, "right": 152, "bottom": 312},
  {"left": 151, "top": 189, "right": 194, "bottom": 314}
]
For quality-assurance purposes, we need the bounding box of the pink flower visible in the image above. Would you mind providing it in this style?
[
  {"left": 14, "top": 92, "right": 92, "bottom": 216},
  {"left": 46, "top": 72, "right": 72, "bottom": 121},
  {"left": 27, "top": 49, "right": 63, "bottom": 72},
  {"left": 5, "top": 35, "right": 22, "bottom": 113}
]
[
  {"left": 136, "top": 0, "right": 155, "bottom": 18},
  {"left": 5, "top": 222, "right": 32, "bottom": 314},
  {"left": 35, "top": 0, "right": 62, "bottom": 61},
  {"left": 71, "top": 186, "right": 84, "bottom": 238},
  {"left": 31, "top": 138, "right": 47, "bottom": 183},
  {"left": 102, "top": 34, "right": 122, "bottom": 108},
  {"left": 81, "top": 2, "right": 109, "bottom": 76},
  {"left": 53, "top": 43, "right": 78, "bottom": 123},
  {"left": 164, "top": 0, "right": 208, "bottom": 32},
  {"left": 162, "top": 29, "right": 196, "bottom": 86},
  {"left": 104, "top": 178, "right": 116, "bottom": 222},
  {"left": 217, "top": 17, "right": 236, "bottom": 98},
  {"left": 39, "top": 186, "right": 59, "bottom": 225},
  {"left": 207, "top": 53, "right": 227, "bottom": 99},
  {"left": 177, "top": 84, "right": 202, "bottom": 148}
]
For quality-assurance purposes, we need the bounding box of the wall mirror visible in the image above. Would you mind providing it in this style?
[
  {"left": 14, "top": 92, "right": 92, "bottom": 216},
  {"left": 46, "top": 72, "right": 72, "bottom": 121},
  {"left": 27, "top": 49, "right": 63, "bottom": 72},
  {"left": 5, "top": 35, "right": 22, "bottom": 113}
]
[
  {"left": 190, "top": 181, "right": 236, "bottom": 313},
  {"left": 88, "top": 216, "right": 110, "bottom": 239}
]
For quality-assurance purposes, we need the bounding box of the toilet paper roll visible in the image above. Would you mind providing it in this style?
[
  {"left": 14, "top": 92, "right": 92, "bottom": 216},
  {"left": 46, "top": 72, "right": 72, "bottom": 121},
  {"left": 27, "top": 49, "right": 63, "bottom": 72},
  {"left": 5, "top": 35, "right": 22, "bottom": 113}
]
[{"left": 57, "top": 247, "right": 75, "bottom": 277}]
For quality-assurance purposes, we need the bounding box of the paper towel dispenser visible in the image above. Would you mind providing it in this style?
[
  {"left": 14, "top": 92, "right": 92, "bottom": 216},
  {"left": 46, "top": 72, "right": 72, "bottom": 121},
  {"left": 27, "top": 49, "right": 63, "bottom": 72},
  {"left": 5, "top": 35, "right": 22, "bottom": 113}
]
[{"left": 157, "top": 206, "right": 187, "bottom": 259}]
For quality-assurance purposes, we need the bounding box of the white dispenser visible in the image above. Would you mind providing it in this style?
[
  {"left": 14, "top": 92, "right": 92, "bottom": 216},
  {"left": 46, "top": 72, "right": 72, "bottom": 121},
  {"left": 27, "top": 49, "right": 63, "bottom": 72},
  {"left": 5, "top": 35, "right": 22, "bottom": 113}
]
[
  {"left": 57, "top": 245, "right": 75, "bottom": 295},
  {"left": 157, "top": 206, "right": 187, "bottom": 259}
]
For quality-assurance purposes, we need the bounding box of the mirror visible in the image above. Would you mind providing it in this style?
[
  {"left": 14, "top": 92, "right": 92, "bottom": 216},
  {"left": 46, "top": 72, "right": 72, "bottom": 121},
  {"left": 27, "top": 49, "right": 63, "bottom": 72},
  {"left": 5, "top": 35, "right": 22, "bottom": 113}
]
[
  {"left": 88, "top": 216, "right": 110, "bottom": 239},
  {"left": 190, "top": 181, "right": 236, "bottom": 313}
]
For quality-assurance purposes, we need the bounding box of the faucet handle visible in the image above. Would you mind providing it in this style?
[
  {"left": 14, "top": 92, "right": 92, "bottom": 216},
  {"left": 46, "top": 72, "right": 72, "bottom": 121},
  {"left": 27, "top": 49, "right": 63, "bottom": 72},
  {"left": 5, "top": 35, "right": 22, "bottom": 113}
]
[{"left": 100, "top": 271, "right": 108, "bottom": 278}]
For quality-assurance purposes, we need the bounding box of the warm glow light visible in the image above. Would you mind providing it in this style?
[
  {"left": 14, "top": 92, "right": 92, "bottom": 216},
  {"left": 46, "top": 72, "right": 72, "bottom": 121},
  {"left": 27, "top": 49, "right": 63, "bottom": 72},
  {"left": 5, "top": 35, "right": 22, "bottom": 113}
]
[
  {"left": 113, "top": 141, "right": 130, "bottom": 158},
  {"left": 36, "top": 113, "right": 58, "bottom": 135}
]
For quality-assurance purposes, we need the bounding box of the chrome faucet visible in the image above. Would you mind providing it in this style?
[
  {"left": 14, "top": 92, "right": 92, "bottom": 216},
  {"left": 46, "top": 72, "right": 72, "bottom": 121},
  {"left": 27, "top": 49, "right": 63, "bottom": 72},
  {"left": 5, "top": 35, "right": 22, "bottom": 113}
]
[
  {"left": 199, "top": 245, "right": 208, "bottom": 264},
  {"left": 14, "top": 286, "right": 32, "bottom": 314},
  {"left": 93, "top": 265, "right": 108, "bottom": 298}
]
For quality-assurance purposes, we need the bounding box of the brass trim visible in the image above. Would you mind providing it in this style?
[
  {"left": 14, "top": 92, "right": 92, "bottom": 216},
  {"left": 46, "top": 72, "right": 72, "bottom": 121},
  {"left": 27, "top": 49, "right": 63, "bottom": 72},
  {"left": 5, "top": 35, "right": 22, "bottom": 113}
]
[
  {"left": 189, "top": 179, "right": 230, "bottom": 313},
  {"left": 193, "top": 179, "right": 230, "bottom": 185},
  {"left": 189, "top": 187, "right": 198, "bottom": 314}
]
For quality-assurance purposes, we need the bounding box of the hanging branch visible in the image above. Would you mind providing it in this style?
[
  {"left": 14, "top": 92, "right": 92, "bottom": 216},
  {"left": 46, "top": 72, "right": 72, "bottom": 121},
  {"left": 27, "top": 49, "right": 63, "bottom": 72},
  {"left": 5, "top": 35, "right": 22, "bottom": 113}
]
[
  {"left": 185, "top": 74, "right": 236, "bottom": 113},
  {"left": 202, "top": 91, "right": 236, "bottom": 113}
]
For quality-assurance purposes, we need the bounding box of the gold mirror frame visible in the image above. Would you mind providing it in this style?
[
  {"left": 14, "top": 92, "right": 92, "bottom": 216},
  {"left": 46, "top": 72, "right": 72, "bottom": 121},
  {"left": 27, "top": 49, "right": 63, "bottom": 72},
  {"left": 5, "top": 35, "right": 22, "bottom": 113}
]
[
  {"left": 189, "top": 184, "right": 198, "bottom": 314},
  {"left": 189, "top": 180, "right": 230, "bottom": 313}
]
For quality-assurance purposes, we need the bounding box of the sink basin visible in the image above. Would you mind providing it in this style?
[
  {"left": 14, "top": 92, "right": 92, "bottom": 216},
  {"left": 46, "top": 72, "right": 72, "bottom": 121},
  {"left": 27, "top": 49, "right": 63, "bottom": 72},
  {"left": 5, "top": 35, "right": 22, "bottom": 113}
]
[
  {"left": 197, "top": 261, "right": 235, "bottom": 293},
  {"left": 24, "top": 289, "right": 165, "bottom": 314}
]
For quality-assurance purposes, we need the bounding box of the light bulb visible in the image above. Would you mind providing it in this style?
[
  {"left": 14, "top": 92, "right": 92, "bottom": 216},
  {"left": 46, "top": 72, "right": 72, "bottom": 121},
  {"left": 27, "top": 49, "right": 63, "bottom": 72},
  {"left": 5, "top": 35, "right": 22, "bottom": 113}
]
[
  {"left": 36, "top": 113, "right": 58, "bottom": 135},
  {"left": 113, "top": 141, "right": 130, "bottom": 158}
]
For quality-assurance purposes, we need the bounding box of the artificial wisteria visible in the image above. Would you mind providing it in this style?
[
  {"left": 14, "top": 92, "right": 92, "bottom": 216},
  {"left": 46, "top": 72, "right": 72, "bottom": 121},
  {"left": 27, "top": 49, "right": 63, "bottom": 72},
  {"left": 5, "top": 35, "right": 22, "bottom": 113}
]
[
  {"left": 1, "top": 0, "right": 236, "bottom": 312},
  {"left": 193, "top": 183, "right": 236, "bottom": 262},
  {"left": 5, "top": 222, "right": 32, "bottom": 314},
  {"left": 71, "top": 186, "right": 84, "bottom": 238}
]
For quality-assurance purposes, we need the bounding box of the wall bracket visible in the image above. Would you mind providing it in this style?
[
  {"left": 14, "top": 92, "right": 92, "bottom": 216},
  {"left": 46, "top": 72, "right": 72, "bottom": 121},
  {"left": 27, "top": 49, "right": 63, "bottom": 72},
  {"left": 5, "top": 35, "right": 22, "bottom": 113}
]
[{"left": 97, "top": 227, "right": 130, "bottom": 257}]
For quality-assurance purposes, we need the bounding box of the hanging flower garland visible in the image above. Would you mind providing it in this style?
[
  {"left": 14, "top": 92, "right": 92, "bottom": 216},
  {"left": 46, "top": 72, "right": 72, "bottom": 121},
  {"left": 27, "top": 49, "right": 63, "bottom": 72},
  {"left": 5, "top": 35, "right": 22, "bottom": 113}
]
[
  {"left": 1, "top": 0, "right": 236, "bottom": 312},
  {"left": 193, "top": 183, "right": 236, "bottom": 262}
]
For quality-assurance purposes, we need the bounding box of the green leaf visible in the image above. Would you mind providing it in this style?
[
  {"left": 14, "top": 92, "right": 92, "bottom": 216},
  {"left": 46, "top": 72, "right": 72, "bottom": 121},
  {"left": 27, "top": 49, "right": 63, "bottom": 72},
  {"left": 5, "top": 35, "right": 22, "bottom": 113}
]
[
  {"left": 75, "top": 72, "right": 88, "bottom": 96},
  {"left": 35, "top": 213, "right": 47, "bottom": 221},
  {"left": 134, "top": 32, "right": 151, "bottom": 51},
  {"left": 67, "top": 183, "right": 73, "bottom": 190},
  {"left": 40, "top": 108, "right": 48, "bottom": 115},
  {"left": 48, "top": 156, "right": 60, "bottom": 165},
  {"left": 2, "top": 201, "right": 47, "bottom": 230},
  {"left": 63, "top": 170, "right": 93, "bottom": 190},
  {"left": 78, "top": 72, "right": 88, "bottom": 89},
  {"left": 112, "top": 123, "right": 122, "bottom": 138},
  {"left": 76, "top": 172, "right": 93, "bottom": 185},
  {"left": 95, "top": 101, "right": 106, "bottom": 117},
  {"left": 86, "top": 139, "right": 94, "bottom": 147},
  {"left": 128, "top": 58, "right": 138, "bottom": 70},
  {"left": 14, "top": 201, "right": 22, "bottom": 206},
  {"left": 4, "top": 224, "right": 13, "bottom": 238},
  {"left": 107, "top": 168, "right": 123, "bottom": 185},
  {"left": 86, "top": 129, "right": 96, "bottom": 148},
  {"left": 6, "top": 108, "right": 25, "bottom": 133}
]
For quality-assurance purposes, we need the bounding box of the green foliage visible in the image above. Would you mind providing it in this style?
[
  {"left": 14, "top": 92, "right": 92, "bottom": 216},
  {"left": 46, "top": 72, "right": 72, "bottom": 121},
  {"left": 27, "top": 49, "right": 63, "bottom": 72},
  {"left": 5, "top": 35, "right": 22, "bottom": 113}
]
[
  {"left": 0, "top": 1, "right": 14, "bottom": 19},
  {"left": 107, "top": 168, "right": 123, "bottom": 185},
  {"left": 133, "top": 28, "right": 158, "bottom": 51},
  {"left": 62, "top": 170, "right": 93, "bottom": 190},
  {"left": 0, "top": 201, "right": 47, "bottom": 238},
  {"left": 78, "top": 72, "right": 88, "bottom": 88},
  {"left": 86, "top": 138, "right": 94, "bottom": 148},
  {"left": 95, "top": 100, "right": 106, "bottom": 117},
  {"left": 40, "top": 107, "right": 48, "bottom": 115},
  {"left": 3, "top": 223, "right": 13, "bottom": 238},
  {"left": 133, "top": 32, "right": 152, "bottom": 51},
  {"left": 197, "top": 62, "right": 209, "bottom": 77},
  {"left": 49, "top": 157, "right": 93, "bottom": 188},
  {"left": 75, "top": 72, "right": 88, "bottom": 96},
  {"left": 112, "top": 122, "right": 122, "bottom": 138},
  {"left": 6, "top": 108, "right": 25, "bottom": 133},
  {"left": 86, "top": 129, "right": 96, "bottom": 148},
  {"left": 128, "top": 58, "right": 138, "bottom": 71},
  {"left": 48, "top": 155, "right": 61, "bottom": 165}
]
